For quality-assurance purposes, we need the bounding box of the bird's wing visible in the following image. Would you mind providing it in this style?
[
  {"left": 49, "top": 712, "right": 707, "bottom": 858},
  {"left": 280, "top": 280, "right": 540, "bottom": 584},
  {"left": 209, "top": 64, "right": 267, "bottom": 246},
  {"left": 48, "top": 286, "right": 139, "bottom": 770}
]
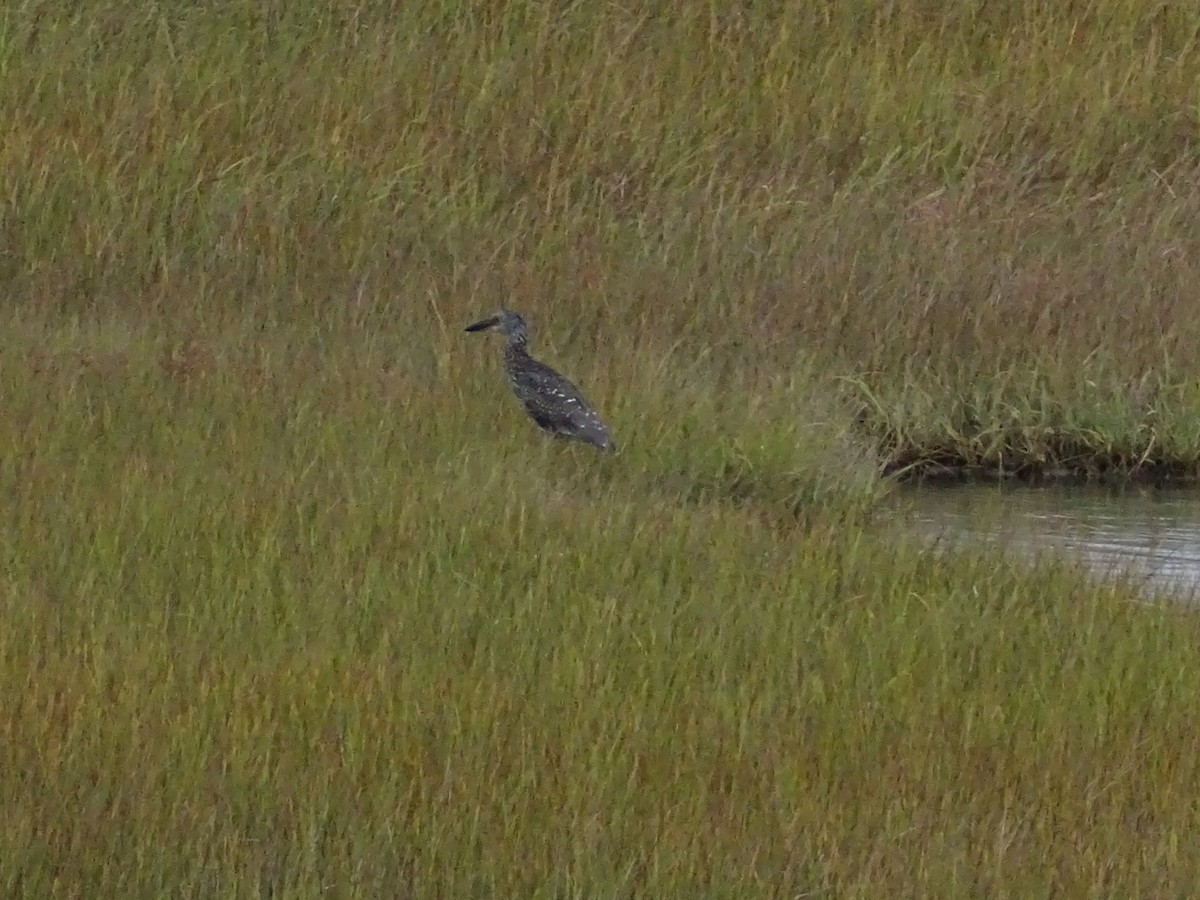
[{"left": 517, "top": 361, "right": 615, "bottom": 448}]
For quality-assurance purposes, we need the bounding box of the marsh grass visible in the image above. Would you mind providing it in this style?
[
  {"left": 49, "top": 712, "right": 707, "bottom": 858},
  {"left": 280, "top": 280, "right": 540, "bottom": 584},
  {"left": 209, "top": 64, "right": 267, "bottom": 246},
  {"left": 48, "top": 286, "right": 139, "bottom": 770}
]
[
  {"left": 3, "top": 318, "right": 1198, "bottom": 897},
  {"left": 6, "top": 0, "right": 1200, "bottom": 472},
  {"left": 3, "top": 1, "right": 1200, "bottom": 895}
]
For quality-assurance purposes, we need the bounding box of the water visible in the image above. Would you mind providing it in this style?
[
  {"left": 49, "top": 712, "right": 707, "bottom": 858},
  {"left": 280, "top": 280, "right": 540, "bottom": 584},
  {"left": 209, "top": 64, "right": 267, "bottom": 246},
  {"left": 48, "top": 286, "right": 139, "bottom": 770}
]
[{"left": 902, "top": 483, "right": 1200, "bottom": 599}]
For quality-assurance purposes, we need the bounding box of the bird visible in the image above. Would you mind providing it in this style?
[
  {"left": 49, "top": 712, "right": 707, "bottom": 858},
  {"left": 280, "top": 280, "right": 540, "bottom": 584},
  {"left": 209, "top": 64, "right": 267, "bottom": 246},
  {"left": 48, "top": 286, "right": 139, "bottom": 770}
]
[{"left": 464, "top": 309, "right": 617, "bottom": 453}]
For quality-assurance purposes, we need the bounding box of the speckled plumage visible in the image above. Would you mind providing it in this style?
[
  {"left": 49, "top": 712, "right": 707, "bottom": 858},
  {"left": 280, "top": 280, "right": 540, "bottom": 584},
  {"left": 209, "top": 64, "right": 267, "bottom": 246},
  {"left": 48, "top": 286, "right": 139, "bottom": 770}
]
[{"left": 465, "top": 310, "right": 616, "bottom": 453}]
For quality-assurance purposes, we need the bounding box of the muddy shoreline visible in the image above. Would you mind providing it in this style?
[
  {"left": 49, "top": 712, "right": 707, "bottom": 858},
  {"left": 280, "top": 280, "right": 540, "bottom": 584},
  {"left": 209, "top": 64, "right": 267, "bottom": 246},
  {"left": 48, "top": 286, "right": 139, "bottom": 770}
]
[{"left": 883, "top": 453, "right": 1200, "bottom": 487}]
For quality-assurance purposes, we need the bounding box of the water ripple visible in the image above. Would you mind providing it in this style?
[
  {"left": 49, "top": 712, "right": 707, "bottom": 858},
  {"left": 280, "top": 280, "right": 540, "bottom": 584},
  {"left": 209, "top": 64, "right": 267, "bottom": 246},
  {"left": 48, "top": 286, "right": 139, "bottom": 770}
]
[{"left": 903, "top": 484, "right": 1200, "bottom": 599}]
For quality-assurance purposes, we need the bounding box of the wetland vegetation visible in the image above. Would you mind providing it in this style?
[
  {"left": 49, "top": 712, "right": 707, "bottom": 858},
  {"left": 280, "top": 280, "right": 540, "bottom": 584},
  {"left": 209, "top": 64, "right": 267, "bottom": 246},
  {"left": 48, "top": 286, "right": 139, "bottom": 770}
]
[{"left": 2, "top": 1, "right": 1200, "bottom": 896}]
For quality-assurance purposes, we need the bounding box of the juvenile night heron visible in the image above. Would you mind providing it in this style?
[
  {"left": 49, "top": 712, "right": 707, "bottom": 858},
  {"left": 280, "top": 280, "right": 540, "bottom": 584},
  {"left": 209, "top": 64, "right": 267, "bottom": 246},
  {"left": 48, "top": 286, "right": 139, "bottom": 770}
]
[{"left": 465, "top": 309, "right": 616, "bottom": 453}]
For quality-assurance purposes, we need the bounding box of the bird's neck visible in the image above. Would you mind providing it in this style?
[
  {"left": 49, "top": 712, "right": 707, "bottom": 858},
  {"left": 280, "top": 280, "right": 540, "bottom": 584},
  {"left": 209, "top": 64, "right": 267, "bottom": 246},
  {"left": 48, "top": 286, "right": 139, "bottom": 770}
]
[{"left": 504, "top": 339, "right": 530, "bottom": 360}]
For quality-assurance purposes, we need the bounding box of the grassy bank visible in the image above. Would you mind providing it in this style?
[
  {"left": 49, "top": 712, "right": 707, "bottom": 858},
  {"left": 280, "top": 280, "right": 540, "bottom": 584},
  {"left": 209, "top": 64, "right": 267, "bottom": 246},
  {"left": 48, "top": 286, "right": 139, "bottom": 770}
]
[{"left": 2, "top": 1, "right": 1200, "bottom": 895}]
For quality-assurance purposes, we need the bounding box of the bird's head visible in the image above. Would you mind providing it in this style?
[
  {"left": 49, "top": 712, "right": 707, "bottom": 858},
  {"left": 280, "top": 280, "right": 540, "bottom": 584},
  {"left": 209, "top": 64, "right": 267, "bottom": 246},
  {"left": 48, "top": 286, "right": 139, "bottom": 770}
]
[{"left": 464, "top": 309, "right": 529, "bottom": 346}]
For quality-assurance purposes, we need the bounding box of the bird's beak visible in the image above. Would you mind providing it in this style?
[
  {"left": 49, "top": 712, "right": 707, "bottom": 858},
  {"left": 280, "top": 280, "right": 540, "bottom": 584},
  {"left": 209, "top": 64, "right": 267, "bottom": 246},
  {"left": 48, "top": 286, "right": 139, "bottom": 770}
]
[{"left": 464, "top": 315, "right": 500, "bottom": 333}]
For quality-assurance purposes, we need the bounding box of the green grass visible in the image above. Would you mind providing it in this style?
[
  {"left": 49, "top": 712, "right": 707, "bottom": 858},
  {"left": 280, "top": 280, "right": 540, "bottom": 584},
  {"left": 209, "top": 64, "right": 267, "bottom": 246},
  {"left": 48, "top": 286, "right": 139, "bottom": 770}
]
[
  {"left": 5, "top": 0, "right": 1200, "bottom": 475},
  {"left": 3, "top": 1, "right": 1200, "bottom": 895}
]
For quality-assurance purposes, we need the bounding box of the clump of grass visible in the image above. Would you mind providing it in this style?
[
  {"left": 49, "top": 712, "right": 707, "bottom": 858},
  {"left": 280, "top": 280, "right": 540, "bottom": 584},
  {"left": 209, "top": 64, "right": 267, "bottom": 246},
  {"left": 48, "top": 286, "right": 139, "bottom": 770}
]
[
  {"left": 850, "top": 366, "right": 1200, "bottom": 482},
  {"left": 609, "top": 360, "right": 887, "bottom": 520}
]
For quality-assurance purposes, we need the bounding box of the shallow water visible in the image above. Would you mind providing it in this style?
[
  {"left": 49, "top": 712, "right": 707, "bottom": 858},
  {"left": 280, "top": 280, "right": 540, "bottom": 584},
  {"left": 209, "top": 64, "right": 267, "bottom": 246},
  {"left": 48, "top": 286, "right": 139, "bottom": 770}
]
[{"left": 902, "top": 483, "right": 1200, "bottom": 599}]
